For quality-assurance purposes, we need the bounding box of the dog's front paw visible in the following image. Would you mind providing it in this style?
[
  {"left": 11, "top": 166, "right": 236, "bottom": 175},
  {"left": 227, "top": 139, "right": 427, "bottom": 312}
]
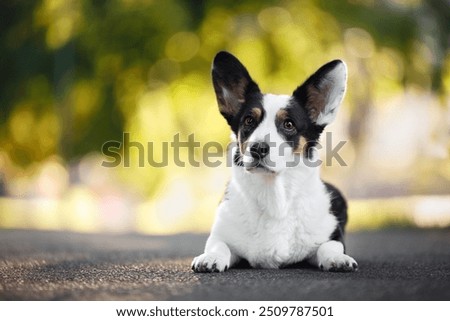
[
  {"left": 319, "top": 254, "right": 358, "bottom": 272},
  {"left": 191, "top": 253, "right": 229, "bottom": 273}
]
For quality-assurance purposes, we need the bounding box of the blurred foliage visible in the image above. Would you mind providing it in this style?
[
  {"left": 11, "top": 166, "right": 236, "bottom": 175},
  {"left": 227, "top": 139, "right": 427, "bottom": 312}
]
[
  {"left": 0, "top": 0, "right": 449, "bottom": 202},
  {"left": 320, "top": 0, "right": 449, "bottom": 92}
]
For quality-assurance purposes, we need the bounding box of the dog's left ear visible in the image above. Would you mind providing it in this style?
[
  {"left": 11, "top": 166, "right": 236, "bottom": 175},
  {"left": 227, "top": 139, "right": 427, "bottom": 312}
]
[{"left": 293, "top": 60, "right": 347, "bottom": 126}]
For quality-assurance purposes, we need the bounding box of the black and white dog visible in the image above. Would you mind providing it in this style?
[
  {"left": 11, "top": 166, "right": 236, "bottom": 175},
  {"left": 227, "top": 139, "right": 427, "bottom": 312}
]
[{"left": 192, "top": 51, "right": 358, "bottom": 273}]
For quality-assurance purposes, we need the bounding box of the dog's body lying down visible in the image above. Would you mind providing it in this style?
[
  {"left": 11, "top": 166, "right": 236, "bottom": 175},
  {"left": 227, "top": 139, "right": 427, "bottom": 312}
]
[{"left": 192, "top": 51, "right": 358, "bottom": 273}]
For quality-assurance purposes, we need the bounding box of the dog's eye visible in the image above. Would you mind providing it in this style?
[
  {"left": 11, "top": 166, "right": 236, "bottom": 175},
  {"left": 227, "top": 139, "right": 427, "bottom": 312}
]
[
  {"left": 283, "top": 120, "right": 295, "bottom": 131},
  {"left": 244, "top": 116, "right": 254, "bottom": 126}
]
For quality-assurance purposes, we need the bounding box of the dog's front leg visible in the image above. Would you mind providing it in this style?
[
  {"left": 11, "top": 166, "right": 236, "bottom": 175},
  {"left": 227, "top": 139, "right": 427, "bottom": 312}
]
[
  {"left": 310, "top": 240, "right": 358, "bottom": 272},
  {"left": 191, "top": 237, "right": 236, "bottom": 273}
]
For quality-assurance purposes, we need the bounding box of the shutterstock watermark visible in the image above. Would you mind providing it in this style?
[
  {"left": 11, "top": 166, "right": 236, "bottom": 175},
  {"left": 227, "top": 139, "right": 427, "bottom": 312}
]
[{"left": 101, "top": 132, "right": 347, "bottom": 168}]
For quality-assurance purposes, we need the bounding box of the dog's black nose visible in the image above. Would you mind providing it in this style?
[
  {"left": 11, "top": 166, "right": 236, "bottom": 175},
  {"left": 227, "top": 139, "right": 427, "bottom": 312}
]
[{"left": 250, "top": 142, "right": 270, "bottom": 159}]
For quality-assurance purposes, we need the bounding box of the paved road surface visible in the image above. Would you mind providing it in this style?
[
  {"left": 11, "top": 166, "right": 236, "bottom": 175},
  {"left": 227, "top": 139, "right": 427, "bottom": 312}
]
[{"left": 0, "top": 229, "right": 449, "bottom": 300}]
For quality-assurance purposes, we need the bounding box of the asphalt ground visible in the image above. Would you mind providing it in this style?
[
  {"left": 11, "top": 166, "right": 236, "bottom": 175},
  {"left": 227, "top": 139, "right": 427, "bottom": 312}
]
[{"left": 0, "top": 228, "right": 449, "bottom": 300}]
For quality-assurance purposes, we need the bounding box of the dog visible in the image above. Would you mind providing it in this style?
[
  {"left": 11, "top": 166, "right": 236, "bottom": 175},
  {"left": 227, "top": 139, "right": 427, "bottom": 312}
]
[{"left": 192, "top": 51, "right": 358, "bottom": 273}]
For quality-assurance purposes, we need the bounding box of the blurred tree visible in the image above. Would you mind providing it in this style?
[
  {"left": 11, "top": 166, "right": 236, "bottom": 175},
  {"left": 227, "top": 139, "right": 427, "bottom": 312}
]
[
  {"left": 318, "top": 0, "right": 449, "bottom": 147},
  {"left": 0, "top": 0, "right": 448, "bottom": 198}
]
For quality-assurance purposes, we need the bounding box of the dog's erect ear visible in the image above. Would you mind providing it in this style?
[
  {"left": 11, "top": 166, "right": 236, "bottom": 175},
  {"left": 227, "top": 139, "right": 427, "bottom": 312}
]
[
  {"left": 293, "top": 60, "right": 347, "bottom": 126},
  {"left": 212, "top": 51, "right": 261, "bottom": 126}
]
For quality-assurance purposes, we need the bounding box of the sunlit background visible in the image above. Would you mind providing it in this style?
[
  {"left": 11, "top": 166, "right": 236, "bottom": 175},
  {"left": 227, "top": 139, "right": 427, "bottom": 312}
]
[{"left": 1, "top": 0, "right": 449, "bottom": 235}]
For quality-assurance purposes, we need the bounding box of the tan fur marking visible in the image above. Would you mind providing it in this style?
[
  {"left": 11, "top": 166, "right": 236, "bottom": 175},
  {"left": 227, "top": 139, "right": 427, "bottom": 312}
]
[
  {"left": 294, "top": 136, "right": 308, "bottom": 154},
  {"left": 251, "top": 107, "right": 262, "bottom": 121},
  {"left": 275, "top": 109, "right": 288, "bottom": 122}
]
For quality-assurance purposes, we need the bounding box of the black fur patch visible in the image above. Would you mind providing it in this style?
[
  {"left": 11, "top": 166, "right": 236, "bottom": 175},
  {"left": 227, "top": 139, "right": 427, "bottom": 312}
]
[
  {"left": 236, "top": 104, "right": 265, "bottom": 144},
  {"left": 324, "top": 182, "right": 348, "bottom": 249},
  {"left": 276, "top": 100, "right": 325, "bottom": 158},
  {"left": 212, "top": 51, "right": 263, "bottom": 135}
]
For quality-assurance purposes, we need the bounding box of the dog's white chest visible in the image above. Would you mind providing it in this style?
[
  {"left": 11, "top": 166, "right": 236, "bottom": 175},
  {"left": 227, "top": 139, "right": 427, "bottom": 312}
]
[
  {"left": 213, "top": 171, "right": 337, "bottom": 269},
  {"left": 240, "top": 204, "right": 326, "bottom": 268},
  {"left": 244, "top": 216, "right": 306, "bottom": 268}
]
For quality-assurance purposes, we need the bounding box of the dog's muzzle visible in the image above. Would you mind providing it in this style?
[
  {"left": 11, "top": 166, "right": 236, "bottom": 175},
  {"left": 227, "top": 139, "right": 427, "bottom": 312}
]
[
  {"left": 249, "top": 141, "right": 270, "bottom": 160},
  {"left": 243, "top": 141, "right": 272, "bottom": 172}
]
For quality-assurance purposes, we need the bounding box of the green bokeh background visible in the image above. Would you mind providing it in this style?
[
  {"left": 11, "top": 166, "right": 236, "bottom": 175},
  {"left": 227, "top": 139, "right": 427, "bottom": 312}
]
[{"left": 0, "top": 0, "right": 449, "bottom": 233}]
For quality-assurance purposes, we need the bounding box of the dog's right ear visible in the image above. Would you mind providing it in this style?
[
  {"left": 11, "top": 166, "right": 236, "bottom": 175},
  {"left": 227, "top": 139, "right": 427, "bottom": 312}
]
[{"left": 212, "top": 51, "right": 261, "bottom": 127}]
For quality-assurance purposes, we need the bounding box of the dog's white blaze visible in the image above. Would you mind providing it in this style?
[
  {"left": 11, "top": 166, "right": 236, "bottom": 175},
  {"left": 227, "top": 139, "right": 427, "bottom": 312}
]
[
  {"left": 243, "top": 94, "right": 296, "bottom": 171},
  {"left": 251, "top": 94, "right": 290, "bottom": 143}
]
